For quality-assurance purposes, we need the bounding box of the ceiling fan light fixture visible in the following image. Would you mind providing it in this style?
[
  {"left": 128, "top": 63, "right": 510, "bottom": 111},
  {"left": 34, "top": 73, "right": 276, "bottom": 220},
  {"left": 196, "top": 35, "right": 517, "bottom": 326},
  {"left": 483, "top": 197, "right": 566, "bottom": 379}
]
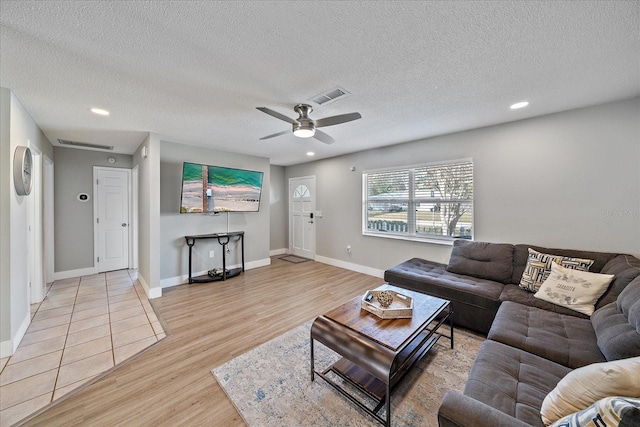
[
  {"left": 293, "top": 120, "right": 316, "bottom": 138},
  {"left": 293, "top": 128, "right": 315, "bottom": 138}
]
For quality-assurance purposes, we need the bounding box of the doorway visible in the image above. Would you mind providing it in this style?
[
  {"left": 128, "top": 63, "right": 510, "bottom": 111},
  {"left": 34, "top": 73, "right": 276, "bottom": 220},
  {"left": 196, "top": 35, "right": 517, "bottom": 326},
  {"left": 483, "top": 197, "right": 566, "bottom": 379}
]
[
  {"left": 27, "top": 145, "right": 46, "bottom": 303},
  {"left": 93, "top": 167, "right": 131, "bottom": 273},
  {"left": 289, "top": 176, "right": 316, "bottom": 259}
]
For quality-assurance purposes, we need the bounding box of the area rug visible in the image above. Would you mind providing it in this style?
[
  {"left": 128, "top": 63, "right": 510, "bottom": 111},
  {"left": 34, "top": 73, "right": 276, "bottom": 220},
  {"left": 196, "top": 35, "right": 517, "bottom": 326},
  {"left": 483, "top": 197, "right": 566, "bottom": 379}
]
[
  {"left": 278, "top": 255, "right": 310, "bottom": 264},
  {"left": 212, "top": 321, "right": 483, "bottom": 426}
]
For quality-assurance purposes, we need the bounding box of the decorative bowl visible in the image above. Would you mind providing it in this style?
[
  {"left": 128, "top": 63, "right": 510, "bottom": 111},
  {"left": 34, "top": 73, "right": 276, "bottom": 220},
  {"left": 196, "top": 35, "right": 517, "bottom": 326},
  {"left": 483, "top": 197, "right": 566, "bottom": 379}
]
[{"left": 376, "top": 290, "right": 394, "bottom": 307}]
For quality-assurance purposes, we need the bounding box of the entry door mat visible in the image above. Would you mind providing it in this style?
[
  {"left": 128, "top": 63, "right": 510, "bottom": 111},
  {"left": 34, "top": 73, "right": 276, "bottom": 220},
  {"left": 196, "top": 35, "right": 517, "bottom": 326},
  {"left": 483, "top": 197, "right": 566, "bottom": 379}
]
[
  {"left": 212, "top": 321, "right": 482, "bottom": 426},
  {"left": 278, "top": 255, "right": 311, "bottom": 264}
]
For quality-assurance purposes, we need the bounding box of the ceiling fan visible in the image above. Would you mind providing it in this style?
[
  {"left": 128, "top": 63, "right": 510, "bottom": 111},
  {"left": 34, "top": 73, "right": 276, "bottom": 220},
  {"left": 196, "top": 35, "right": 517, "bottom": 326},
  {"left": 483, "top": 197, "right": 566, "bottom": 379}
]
[{"left": 256, "top": 104, "right": 361, "bottom": 145}]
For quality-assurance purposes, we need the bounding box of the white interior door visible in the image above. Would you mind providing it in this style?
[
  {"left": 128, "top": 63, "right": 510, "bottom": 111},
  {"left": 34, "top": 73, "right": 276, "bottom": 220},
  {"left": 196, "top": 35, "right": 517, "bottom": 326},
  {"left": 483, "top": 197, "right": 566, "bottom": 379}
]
[
  {"left": 289, "top": 176, "right": 316, "bottom": 259},
  {"left": 94, "top": 167, "right": 130, "bottom": 273}
]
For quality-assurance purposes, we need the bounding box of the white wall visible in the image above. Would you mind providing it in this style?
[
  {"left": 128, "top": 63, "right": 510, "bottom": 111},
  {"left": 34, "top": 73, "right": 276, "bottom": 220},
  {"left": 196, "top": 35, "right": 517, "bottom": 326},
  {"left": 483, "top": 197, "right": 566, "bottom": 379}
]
[
  {"left": 285, "top": 97, "right": 640, "bottom": 273},
  {"left": 1, "top": 89, "right": 53, "bottom": 357},
  {"left": 158, "top": 140, "right": 271, "bottom": 288},
  {"left": 0, "top": 88, "right": 12, "bottom": 353},
  {"left": 269, "top": 165, "right": 287, "bottom": 254},
  {"left": 133, "top": 134, "right": 161, "bottom": 298}
]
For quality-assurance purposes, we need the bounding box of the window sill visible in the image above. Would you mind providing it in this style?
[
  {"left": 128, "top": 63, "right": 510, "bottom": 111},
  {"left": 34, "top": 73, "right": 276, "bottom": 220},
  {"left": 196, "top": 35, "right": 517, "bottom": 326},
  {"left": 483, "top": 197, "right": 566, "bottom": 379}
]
[{"left": 362, "top": 231, "right": 459, "bottom": 246}]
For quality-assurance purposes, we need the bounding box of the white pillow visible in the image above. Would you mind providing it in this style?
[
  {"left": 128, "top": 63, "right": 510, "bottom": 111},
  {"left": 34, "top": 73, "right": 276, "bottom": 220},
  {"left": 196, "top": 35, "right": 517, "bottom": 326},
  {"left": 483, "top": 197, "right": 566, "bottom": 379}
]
[
  {"left": 540, "top": 357, "right": 640, "bottom": 425},
  {"left": 534, "top": 262, "right": 614, "bottom": 315}
]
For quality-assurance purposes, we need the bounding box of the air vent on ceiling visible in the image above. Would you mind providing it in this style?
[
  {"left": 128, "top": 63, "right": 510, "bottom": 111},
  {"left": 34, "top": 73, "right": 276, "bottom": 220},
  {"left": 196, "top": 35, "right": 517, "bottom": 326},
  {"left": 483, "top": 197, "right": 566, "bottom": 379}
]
[
  {"left": 57, "top": 139, "right": 114, "bottom": 151},
  {"left": 309, "top": 86, "right": 351, "bottom": 106}
]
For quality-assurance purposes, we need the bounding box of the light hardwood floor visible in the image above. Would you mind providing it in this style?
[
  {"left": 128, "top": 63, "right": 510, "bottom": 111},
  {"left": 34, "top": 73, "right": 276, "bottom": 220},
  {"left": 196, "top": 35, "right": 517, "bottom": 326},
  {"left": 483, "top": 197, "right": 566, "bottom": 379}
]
[{"left": 23, "top": 257, "right": 383, "bottom": 426}]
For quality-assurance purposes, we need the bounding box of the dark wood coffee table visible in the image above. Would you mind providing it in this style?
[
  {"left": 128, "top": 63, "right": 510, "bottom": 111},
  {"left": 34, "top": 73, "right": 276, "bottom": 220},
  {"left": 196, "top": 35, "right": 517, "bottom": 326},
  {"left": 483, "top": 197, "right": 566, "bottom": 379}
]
[{"left": 310, "top": 284, "right": 453, "bottom": 427}]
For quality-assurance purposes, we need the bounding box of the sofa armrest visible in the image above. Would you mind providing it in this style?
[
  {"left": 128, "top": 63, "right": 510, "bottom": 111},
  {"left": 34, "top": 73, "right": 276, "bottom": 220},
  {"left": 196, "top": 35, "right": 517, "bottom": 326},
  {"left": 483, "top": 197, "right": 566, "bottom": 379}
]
[{"left": 438, "top": 391, "right": 534, "bottom": 427}]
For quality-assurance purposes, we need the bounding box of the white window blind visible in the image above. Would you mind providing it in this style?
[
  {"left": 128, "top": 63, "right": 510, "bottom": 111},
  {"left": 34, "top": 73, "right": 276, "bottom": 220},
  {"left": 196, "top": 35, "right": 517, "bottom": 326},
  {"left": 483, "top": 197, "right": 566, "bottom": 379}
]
[{"left": 363, "top": 159, "right": 473, "bottom": 242}]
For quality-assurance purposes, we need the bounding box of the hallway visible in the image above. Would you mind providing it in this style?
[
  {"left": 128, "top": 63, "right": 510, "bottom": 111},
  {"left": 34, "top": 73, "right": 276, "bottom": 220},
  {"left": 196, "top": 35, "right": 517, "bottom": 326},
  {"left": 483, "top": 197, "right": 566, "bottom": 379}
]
[{"left": 0, "top": 270, "right": 166, "bottom": 426}]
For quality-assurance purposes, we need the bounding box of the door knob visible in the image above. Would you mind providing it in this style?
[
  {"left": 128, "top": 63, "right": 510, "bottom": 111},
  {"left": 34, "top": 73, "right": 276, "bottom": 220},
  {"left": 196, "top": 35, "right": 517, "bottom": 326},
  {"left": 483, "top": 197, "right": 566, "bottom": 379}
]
[
  {"left": 308, "top": 220, "right": 314, "bottom": 224},
  {"left": 122, "top": 223, "right": 127, "bottom": 227}
]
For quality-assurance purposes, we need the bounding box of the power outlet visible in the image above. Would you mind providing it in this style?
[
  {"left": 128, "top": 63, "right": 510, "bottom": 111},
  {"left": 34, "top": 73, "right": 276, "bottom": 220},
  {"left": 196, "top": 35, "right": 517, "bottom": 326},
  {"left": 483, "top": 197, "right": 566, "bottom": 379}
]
[{"left": 209, "top": 250, "right": 215, "bottom": 258}]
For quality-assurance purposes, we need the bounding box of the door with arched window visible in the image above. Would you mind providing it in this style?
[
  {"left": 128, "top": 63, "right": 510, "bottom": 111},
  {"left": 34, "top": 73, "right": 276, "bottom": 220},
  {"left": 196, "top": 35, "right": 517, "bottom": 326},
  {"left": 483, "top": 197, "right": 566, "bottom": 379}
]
[{"left": 289, "top": 176, "right": 316, "bottom": 259}]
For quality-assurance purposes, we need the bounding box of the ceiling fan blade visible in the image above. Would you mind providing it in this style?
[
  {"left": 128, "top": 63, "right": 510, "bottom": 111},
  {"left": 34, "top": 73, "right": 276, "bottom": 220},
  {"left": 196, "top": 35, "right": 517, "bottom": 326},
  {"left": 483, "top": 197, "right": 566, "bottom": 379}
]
[
  {"left": 313, "top": 130, "right": 335, "bottom": 145},
  {"left": 256, "top": 107, "right": 297, "bottom": 124},
  {"left": 315, "top": 112, "right": 362, "bottom": 128},
  {"left": 259, "top": 129, "right": 290, "bottom": 140}
]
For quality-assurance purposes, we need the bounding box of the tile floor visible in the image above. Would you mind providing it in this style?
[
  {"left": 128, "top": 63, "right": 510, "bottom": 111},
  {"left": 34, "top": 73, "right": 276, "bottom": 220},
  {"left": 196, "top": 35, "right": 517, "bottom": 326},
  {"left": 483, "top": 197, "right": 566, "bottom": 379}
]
[{"left": 0, "top": 270, "right": 166, "bottom": 426}]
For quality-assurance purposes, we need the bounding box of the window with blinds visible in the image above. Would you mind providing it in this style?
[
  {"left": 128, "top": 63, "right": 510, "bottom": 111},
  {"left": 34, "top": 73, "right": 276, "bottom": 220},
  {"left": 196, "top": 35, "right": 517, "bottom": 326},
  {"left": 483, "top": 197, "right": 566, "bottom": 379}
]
[{"left": 363, "top": 159, "right": 473, "bottom": 241}]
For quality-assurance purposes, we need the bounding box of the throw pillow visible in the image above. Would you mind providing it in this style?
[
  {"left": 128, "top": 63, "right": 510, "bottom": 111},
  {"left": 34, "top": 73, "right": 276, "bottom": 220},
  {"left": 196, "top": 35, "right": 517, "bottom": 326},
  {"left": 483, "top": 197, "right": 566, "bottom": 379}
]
[
  {"left": 519, "top": 248, "right": 594, "bottom": 292},
  {"left": 534, "top": 263, "right": 614, "bottom": 316},
  {"left": 549, "top": 396, "right": 640, "bottom": 427},
  {"left": 540, "top": 357, "right": 640, "bottom": 425}
]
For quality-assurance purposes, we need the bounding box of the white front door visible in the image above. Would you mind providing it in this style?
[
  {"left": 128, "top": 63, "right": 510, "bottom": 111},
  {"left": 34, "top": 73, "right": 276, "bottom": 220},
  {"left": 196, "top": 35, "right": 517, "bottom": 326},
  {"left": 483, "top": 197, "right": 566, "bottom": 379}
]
[
  {"left": 289, "top": 176, "right": 316, "bottom": 259},
  {"left": 95, "top": 167, "right": 130, "bottom": 273}
]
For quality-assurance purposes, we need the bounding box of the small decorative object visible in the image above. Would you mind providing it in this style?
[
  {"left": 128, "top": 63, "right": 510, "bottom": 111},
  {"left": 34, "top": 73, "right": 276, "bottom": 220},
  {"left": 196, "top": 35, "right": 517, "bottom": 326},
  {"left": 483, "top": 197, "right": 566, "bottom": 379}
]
[
  {"left": 361, "top": 288, "right": 414, "bottom": 319},
  {"left": 13, "top": 146, "right": 33, "bottom": 196},
  {"left": 376, "top": 290, "right": 394, "bottom": 307}
]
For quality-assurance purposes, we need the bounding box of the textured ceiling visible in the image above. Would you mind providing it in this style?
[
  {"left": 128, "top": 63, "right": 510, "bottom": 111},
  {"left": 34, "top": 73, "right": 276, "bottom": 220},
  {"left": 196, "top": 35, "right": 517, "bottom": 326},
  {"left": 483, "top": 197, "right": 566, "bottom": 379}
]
[{"left": 1, "top": 1, "right": 638, "bottom": 166}]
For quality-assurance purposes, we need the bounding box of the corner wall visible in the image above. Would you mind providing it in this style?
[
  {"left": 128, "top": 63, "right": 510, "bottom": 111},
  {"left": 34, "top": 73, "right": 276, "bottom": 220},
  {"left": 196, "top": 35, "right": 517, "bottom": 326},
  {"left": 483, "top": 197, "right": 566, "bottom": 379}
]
[
  {"left": 269, "top": 165, "right": 287, "bottom": 254},
  {"left": 133, "top": 134, "right": 161, "bottom": 298},
  {"left": 285, "top": 97, "right": 640, "bottom": 273},
  {"left": 1, "top": 88, "right": 53, "bottom": 357}
]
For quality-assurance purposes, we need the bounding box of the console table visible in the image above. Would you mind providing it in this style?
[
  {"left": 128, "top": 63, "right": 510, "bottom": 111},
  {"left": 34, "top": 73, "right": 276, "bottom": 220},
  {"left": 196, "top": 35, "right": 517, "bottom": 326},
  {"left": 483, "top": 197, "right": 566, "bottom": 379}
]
[{"left": 184, "top": 231, "right": 244, "bottom": 283}]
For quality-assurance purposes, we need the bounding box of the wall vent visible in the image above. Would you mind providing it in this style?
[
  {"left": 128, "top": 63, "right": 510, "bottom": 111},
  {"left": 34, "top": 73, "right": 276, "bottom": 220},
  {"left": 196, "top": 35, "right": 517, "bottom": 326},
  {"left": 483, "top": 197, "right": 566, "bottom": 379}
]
[
  {"left": 309, "top": 86, "right": 351, "bottom": 106},
  {"left": 57, "top": 139, "right": 114, "bottom": 151}
]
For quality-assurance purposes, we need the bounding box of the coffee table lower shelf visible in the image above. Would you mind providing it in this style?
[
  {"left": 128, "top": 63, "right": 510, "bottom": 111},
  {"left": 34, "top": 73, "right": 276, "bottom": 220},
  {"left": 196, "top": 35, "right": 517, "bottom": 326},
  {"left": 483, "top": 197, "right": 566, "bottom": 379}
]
[{"left": 313, "top": 333, "right": 442, "bottom": 425}]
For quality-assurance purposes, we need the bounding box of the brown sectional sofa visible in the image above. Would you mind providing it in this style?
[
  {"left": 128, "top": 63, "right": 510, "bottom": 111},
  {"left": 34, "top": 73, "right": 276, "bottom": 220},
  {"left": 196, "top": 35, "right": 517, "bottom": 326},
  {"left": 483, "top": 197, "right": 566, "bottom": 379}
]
[{"left": 383, "top": 240, "right": 640, "bottom": 426}]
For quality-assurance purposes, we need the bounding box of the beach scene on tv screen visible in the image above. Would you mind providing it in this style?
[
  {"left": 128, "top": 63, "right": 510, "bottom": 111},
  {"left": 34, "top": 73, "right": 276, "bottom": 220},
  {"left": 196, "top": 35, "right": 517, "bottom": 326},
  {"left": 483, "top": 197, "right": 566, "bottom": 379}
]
[{"left": 181, "top": 163, "right": 263, "bottom": 213}]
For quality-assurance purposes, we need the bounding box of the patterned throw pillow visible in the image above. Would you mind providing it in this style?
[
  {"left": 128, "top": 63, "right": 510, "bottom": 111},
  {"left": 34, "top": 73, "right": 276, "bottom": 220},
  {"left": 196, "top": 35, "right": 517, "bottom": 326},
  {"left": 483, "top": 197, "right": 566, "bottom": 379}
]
[
  {"left": 519, "top": 248, "right": 594, "bottom": 292},
  {"left": 549, "top": 396, "right": 640, "bottom": 427},
  {"left": 534, "top": 263, "right": 615, "bottom": 315}
]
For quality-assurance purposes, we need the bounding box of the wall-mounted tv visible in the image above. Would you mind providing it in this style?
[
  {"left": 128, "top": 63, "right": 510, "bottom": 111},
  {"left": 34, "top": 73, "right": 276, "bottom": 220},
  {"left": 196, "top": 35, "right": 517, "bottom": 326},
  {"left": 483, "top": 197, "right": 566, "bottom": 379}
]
[{"left": 180, "top": 162, "right": 264, "bottom": 213}]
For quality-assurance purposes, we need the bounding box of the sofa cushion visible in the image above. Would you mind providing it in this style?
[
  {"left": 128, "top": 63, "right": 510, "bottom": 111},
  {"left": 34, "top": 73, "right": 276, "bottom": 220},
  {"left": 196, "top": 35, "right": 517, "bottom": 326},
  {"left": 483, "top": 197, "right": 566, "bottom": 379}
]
[
  {"left": 591, "top": 277, "right": 640, "bottom": 361},
  {"left": 463, "top": 340, "right": 571, "bottom": 427},
  {"left": 384, "top": 258, "right": 503, "bottom": 310},
  {"left": 511, "top": 244, "right": 618, "bottom": 285},
  {"left": 549, "top": 396, "right": 640, "bottom": 427},
  {"left": 617, "top": 275, "right": 640, "bottom": 333},
  {"left": 488, "top": 302, "right": 605, "bottom": 369},
  {"left": 597, "top": 254, "right": 640, "bottom": 308},
  {"left": 500, "top": 284, "right": 589, "bottom": 318},
  {"left": 519, "top": 248, "right": 594, "bottom": 292},
  {"left": 533, "top": 263, "right": 614, "bottom": 316},
  {"left": 540, "top": 357, "right": 640, "bottom": 425},
  {"left": 446, "top": 240, "right": 514, "bottom": 284}
]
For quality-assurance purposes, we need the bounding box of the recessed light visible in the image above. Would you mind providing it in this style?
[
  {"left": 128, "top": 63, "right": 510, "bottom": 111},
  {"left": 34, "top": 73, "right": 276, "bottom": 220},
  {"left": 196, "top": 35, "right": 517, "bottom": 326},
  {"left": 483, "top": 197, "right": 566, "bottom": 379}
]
[
  {"left": 510, "top": 101, "right": 529, "bottom": 110},
  {"left": 307, "top": 152, "right": 315, "bottom": 156},
  {"left": 90, "top": 108, "right": 110, "bottom": 116}
]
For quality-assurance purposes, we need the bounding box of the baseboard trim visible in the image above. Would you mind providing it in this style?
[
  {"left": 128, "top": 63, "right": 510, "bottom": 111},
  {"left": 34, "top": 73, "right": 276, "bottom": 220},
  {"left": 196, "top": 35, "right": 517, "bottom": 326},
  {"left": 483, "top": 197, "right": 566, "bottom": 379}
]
[
  {"left": 0, "top": 340, "right": 12, "bottom": 359},
  {"left": 53, "top": 267, "right": 96, "bottom": 281},
  {"left": 1, "top": 312, "right": 31, "bottom": 358},
  {"left": 314, "top": 255, "right": 384, "bottom": 278},
  {"left": 138, "top": 274, "right": 162, "bottom": 299},
  {"left": 159, "top": 258, "right": 272, "bottom": 290},
  {"left": 269, "top": 248, "right": 287, "bottom": 256}
]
